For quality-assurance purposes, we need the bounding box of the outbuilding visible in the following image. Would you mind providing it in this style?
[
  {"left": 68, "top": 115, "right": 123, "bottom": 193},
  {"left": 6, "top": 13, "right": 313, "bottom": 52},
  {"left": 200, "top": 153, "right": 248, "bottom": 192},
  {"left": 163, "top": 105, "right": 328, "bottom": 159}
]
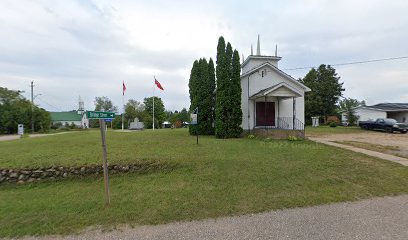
[{"left": 342, "top": 103, "right": 408, "bottom": 123}]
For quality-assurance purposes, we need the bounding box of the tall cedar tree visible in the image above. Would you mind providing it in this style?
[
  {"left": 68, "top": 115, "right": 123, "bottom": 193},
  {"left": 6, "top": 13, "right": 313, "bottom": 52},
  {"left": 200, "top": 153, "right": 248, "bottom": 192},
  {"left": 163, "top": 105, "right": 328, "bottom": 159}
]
[
  {"left": 299, "top": 64, "right": 344, "bottom": 123},
  {"left": 229, "top": 50, "right": 243, "bottom": 137},
  {"left": 188, "top": 60, "right": 199, "bottom": 135},
  {"left": 224, "top": 42, "right": 233, "bottom": 136},
  {"left": 215, "top": 37, "right": 242, "bottom": 138},
  {"left": 188, "top": 58, "right": 216, "bottom": 135},
  {"left": 215, "top": 37, "right": 228, "bottom": 138},
  {"left": 208, "top": 58, "right": 216, "bottom": 132},
  {"left": 197, "top": 58, "right": 212, "bottom": 134}
]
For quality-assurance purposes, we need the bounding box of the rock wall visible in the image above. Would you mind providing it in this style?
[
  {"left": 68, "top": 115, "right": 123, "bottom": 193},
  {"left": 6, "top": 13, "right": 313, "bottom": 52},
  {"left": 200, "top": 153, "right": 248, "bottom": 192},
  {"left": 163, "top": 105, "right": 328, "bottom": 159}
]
[{"left": 0, "top": 162, "right": 166, "bottom": 185}]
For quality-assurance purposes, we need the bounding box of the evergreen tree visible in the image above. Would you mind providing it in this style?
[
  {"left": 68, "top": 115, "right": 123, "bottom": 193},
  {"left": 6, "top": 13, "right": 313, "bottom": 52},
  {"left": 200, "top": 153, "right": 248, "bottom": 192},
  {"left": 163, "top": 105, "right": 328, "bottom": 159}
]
[
  {"left": 208, "top": 58, "right": 216, "bottom": 132},
  {"left": 215, "top": 37, "right": 228, "bottom": 138},
  {"left": 188, "top": 57, "right": 216, "bottom": 135},
  {"left": 215, "top": 37, "right": 242, "bottom": 138},
  {"left": 197, "top": 58, "right": 214, "bottom": 135},
  {"left": 229, "top": 50, "right": 243, "bottom": 137},
  {"left": 188, "top": 60, "right": 199, "bottom": 135}
]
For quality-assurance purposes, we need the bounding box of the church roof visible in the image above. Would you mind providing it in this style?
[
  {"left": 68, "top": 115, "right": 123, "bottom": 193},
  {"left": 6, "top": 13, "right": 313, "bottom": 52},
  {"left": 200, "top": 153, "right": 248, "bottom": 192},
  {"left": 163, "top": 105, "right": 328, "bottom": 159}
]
[
  {"left": 241, "top": 62, "right": 311, "bottom": 92},
  {"left": 249, "top": 82, "right": 302, "bottom": 99}
]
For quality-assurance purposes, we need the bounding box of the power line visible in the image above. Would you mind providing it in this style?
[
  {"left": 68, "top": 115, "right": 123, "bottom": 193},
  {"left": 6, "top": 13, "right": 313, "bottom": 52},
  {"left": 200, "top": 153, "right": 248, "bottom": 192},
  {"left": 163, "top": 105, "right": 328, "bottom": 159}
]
[
  {"left": 283, "top": 55, "right": 408, "bottom": 71},
  {"left": 36, "top": 96, "right": 64, "bottom": 111}
]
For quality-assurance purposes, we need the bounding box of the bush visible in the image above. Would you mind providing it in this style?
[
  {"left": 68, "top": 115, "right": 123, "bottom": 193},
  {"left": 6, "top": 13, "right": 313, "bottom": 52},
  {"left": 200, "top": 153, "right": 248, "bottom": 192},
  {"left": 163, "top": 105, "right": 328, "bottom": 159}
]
[
  {"left": 329, "top": 121, "right": 337, "bottom": 128},
  {"left": 288, "top": 135, "right": 299, "bottom": 141},
  {"left": 247, "top": 134, "right": 255, "bottom": 139},
  {"left": 326, "top": 115, "right": 340, "bottom": 124}
]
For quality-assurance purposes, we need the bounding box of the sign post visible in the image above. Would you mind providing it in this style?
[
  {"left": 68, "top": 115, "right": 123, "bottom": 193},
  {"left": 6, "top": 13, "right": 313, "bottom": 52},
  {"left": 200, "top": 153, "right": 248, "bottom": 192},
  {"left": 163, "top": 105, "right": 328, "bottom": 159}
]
[
  {"left": 18, "top": 124, "right": 24, "bottom": 138},
  {"left": 87, "top": 111, "right": 115, "bottom": 206},
  {"left": 190, "top": 108, "right": 198, "bottom": 145}
]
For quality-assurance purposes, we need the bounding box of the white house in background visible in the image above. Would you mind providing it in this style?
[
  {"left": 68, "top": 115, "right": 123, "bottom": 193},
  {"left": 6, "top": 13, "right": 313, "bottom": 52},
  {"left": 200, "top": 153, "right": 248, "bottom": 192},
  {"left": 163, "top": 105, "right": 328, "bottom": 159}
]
[
  {"left": 342, "top": 103, "right": 408, "bottom": 123},
  {"left": 241, "top": 36, "right": 311, "bottom": 132}
]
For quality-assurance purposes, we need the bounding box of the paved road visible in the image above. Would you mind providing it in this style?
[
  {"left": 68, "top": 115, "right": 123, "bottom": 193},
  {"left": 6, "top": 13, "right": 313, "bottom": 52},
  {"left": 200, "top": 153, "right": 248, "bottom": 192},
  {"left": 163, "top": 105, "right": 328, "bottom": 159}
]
[
  {"left": 24, "top": 195, "right": 408, "bottom": 240},
  {"left": 0, "top": 135, "right": 20, "bottom": 141},
  {"left": 0, "top": 132, "right": 73, "bottom": 142}
]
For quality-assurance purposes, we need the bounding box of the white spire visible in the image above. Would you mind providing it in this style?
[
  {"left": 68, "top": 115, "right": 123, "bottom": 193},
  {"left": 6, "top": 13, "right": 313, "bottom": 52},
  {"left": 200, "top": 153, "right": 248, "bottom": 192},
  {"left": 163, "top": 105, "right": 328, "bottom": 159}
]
[
  {"left": 78, "top": 95, "right": 84, "bottom": 113},
  {"left": 251, "top": 44, "right": 253, "bottom": 55},
  {"left": 242, "top": 54, "right": 245, "bottom": 64},
  {"left": 275, "top": 44, "right": 278, "bottom": 57},
  {"left": 256, "top": 34, "right": 261, "bottom": 56}
]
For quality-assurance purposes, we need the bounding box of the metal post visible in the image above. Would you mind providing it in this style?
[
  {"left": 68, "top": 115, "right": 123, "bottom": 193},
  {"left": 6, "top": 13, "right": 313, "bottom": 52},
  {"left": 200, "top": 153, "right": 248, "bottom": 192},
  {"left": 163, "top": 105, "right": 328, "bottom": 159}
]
[
  {"left": 99, "top": 119, "right": 110, "bottom": 206},
  {"left": 196, "top": 107, "right": 199, "bottom": 145},
  {"left": 31, "top": 81, "right": 34, "bottom": 133},
  {"left": 122, "top": 94, "right": 124, "bottom": 131}
]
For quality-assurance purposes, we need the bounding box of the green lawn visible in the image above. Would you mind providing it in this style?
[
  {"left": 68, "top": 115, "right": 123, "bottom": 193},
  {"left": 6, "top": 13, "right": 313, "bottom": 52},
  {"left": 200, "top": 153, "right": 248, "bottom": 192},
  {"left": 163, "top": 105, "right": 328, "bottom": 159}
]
[
  {"left": 306, "top": 125, "right": 364, "bottom": 136},
  {"left": 0, "top": 129, "right": 407, "bottom": 237}
]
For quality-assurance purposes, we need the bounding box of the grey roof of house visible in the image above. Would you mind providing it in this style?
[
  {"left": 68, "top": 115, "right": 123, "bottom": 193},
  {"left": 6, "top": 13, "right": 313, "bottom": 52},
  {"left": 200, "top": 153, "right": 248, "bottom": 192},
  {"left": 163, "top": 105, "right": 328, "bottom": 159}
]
[{"left": 367, "top": 103, "right": 408, "bottom": 111}]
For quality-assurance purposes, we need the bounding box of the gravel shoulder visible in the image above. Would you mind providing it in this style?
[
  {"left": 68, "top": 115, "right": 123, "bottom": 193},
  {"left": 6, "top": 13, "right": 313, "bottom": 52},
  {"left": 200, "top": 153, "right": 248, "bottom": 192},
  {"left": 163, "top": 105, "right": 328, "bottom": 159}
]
[{"left": 20, "top": 194, "right": 408, "bottom": 240}]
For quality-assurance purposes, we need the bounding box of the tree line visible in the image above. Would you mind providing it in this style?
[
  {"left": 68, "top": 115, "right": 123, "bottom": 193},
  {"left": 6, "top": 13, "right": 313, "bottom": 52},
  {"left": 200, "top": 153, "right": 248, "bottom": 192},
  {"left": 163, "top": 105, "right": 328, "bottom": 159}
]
[
  {"left": 91, "top": 96, "right": 188, "bottom": 129},
  {"left": 188, "top": 36, "right": 242, "bottom": 138},
  {"left": 0, "top": 87, "right": 51, "bottom": 134}
]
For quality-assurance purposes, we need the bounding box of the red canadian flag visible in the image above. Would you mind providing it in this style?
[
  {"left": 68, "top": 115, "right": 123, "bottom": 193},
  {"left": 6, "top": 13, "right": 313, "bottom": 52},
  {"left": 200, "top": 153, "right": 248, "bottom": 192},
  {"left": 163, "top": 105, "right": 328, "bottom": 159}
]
[
  {"left": 122, "top": 81, "right": 127, "bottom": 96},
  {"left": 155, "top": 78, "right": 164, "bottom": 90}
]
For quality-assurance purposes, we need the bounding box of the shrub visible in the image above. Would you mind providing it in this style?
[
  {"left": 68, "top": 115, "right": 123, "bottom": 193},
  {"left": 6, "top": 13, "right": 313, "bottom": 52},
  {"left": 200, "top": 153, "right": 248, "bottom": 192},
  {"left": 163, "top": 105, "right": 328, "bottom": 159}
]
[
  {"left": 329, "top": 121, "right": 337, "bottom": 128},
  {"left": 327, "top": 115, "right": 340, "bottom": 124},
  {"left": 247, "top": 134, "right": 255, "bottom": 139},
  {"left": 288, "top": 135, "right": 298, "bottom": 141}
]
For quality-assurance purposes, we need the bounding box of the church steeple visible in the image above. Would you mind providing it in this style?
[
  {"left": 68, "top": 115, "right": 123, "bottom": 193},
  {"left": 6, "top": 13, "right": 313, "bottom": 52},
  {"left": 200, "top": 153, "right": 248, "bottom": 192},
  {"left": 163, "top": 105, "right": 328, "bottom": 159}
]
[
  {"left": 78, "top": 96, "right": 84, "bottom": 115},
  {"left": 256, "top": 34, "right": 261, "bottom": 56}
]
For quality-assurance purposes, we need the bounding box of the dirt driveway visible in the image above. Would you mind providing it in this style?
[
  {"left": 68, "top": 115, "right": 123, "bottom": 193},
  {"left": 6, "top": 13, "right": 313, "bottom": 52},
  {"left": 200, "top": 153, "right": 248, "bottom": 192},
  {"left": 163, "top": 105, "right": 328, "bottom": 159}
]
[{"left": 308, "top": 130, "right": 408, "bottom": 159}]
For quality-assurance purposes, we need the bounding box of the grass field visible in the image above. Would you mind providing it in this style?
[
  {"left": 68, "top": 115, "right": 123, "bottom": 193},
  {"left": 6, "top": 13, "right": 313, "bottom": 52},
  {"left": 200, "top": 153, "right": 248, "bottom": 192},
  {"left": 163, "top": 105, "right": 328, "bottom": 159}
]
[{"left": 0, "top": 129, "right": 407, "bottom": 237}]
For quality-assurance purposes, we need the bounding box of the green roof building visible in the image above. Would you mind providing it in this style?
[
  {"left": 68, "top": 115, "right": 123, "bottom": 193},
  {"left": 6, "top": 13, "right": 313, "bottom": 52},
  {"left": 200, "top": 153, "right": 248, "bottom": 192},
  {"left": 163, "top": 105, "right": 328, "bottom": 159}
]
[{"left": 50, "top": 111, "right": 88, "bottom": 128}]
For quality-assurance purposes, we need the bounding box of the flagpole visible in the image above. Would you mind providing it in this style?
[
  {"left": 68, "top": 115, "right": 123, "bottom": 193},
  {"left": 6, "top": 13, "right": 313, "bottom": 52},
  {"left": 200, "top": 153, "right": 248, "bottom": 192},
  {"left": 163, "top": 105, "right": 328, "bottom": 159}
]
[
  {"left": 121, "top": 91, "right": 124, "bottom": 131},
  {"left": 153, "top": 76, "right": 155, "bottom": 131}
]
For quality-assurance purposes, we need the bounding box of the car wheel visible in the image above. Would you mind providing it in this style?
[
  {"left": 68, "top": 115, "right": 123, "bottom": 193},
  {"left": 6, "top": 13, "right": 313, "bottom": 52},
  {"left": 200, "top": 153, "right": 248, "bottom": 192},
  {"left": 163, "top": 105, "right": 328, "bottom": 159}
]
[{"left": 401, "top": 131, "right": 407, "bottom": 134}]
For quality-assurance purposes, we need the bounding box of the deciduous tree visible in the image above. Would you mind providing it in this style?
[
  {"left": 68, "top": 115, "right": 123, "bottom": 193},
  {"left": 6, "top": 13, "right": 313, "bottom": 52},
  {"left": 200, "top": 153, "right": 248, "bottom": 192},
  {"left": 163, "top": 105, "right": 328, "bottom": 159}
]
[
  {"left": 299, "top": 64, "right": 344, "bottom": 123},
  {"left": 144, "top": 96, "right": 165, "bottom": 129}
]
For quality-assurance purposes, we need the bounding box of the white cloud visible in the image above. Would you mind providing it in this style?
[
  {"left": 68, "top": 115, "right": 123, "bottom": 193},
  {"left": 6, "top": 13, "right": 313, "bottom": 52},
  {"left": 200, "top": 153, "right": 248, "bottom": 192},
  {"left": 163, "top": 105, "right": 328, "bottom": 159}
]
[{"left": 0, "top": 0, "right": 408, "bottom": 112}]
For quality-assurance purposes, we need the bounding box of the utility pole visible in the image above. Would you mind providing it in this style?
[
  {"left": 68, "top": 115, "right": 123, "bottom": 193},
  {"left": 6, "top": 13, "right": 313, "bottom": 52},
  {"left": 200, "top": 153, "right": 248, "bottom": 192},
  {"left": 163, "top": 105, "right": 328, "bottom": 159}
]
[{"left": 31, "top": 81, "right": 34, "bottom": 133}]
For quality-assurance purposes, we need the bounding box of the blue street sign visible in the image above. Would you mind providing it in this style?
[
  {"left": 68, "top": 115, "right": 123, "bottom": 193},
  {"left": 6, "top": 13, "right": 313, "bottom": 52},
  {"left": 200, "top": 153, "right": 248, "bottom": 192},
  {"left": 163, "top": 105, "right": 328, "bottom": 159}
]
[{"left": 104, "top": 119, "right": 113, "bottom": 122}]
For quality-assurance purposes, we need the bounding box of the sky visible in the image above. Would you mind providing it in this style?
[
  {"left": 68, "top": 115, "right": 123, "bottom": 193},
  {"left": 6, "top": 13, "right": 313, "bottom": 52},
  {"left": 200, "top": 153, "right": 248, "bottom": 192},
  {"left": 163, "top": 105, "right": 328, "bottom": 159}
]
[{"left": 1, "top": 0, "right": 407, "bottom": 112}]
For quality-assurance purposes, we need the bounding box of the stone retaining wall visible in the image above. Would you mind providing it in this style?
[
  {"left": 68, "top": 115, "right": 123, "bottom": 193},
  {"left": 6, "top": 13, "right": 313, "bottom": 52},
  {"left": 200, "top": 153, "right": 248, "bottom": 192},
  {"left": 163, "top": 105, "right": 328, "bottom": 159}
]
[{"left": 0, "top": 162, "right": 166, "bottom": 185}]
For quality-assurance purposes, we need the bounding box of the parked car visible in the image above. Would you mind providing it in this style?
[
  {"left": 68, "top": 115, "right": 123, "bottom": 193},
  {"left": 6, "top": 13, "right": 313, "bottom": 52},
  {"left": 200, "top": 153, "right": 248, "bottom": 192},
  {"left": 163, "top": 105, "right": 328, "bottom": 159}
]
[
  {"left": 340, "top": 121, "right": 349, "bottom": 127},
  {"left": 359, "top": 118, "right": 407, "bottom": 133}
]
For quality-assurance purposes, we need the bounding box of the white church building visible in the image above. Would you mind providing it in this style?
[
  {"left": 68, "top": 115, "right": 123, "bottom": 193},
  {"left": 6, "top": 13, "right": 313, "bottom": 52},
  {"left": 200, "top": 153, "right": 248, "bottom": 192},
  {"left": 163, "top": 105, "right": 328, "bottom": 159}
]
[{"left": 241, "top": 36, "right": 311, "bottom": 136}]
